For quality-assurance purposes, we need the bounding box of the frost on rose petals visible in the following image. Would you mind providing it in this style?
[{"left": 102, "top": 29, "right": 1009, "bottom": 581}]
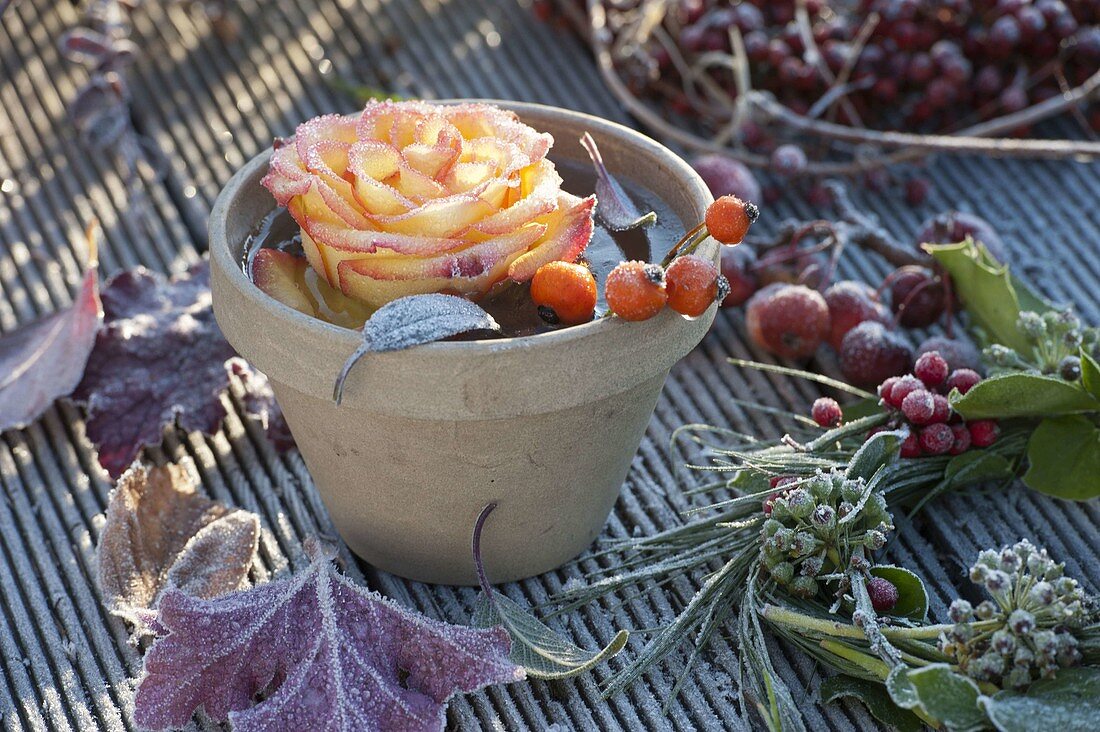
[
  {"left": 73, "top": 261, "right": 293, "bottom": 477},
  {"left": 96, "top": 461, "right": 260, "bottom": 630},
  {"left": 133, "top": 542, "right": 523, "bottom": 732}
]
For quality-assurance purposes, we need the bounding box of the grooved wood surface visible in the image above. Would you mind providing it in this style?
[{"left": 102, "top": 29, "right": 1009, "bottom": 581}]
[{"left": 1, "top": 1, "right": 1099, "bottom": 730}]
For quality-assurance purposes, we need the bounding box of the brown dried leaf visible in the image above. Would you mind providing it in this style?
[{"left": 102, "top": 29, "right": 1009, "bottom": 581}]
[{"left": 96, "top": 461, "right": 260, "bottom": 629}]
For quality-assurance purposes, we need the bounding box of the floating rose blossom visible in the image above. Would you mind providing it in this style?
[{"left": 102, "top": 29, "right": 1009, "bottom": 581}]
[{"left": 262, "top": 101, "right": 596, "bottom": 309}]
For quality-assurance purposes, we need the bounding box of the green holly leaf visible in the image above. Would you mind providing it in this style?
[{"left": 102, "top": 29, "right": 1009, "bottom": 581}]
[
  {"left": 927, "top": 239, "right": 1047, "bottom": 353},
  {"left": 869, "top": 566, "right": 928, "bottom": 621},
  {"left": 950, "top": 373, "right": 1100, "bottom": 420},
  {"left": 821, "top": 675, "right": 923, "bottom": 732},
  {"left": 846, "top": 428, "right": 906, "bottom": 482},
  {"left": 1022, "top": 415, "right": 1100, "bottom": 500},
  {"left": 979, "top": 667, "right": 1100, "bottom": 732}
]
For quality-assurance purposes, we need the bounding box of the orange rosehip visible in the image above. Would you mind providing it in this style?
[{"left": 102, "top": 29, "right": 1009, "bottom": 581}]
[
  {"left": 606, "top": 261, "right": 667, "bottom": 322},
  {"left": 665, "top": 255, "right": 720, "bottom": 317},
  {"left": 705, "top": 195, "right": 759, "bottom": 245},
  {"left": 530, "top": 261, "right": 598, "bottom": 325}
]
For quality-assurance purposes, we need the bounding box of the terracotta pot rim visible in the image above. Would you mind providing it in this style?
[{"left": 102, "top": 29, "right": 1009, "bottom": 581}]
[{"left": 209, "top": 99, "right": 713, "bottom": 357}]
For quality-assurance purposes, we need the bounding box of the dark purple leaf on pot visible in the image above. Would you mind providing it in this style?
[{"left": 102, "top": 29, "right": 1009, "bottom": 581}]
[
  {"left": 73, "top": 261, "right": 293, "bottom": 478},
  {"left": 133, "top": 540, "right": 523, "bottom": 732},
  {"left": 0, "top": 227, "right": 101, "bottom": 432},
  {"left": 69, "top": 79, "right": 122, "bottom": 129},
  {"left": 333, "top": 294, "right": 500, "bottom": 404},
  {"left": 580, "top": 132, "right": 657, "bottom": 232},
  {"left": 59, "top": 27, "right": 113, "bottom": 65}
]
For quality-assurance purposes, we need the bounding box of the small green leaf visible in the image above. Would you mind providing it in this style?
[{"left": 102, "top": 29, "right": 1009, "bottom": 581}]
[
  {"left": 846, "top": 428, "right": 905, "bottom": 481},
  {"left": 472, "top": 591, "right": 628, "bottom": 680},
  {"left": 869, "top": 566, "right": 928, "bottom": 621},
  {"left": 896, "top": 664, "right": 987, "bottom": 732},
  {"left": 950, "top": 373, "right": 1100, "bottom": 419},
  {"left": 821, "top": 675, "right": 923, "bottom": 732},
  {"left": 927, "top": 240, "right": 1044, "bottom": 353},
  {"left": 944, "top": 449, "right": 1015, "bottom": 485},
  {"left": 980, "top": 667, "right": 1100, "bottom": 732},
  {"left": 1022, "top": 416, "right": 1100, "bottom": 500},
  {"left": 1080, "top": 349, "right": 1100, "bottom": 401},
  {"left": 886, "top": 665, "right": 921, "bottom": 709}
]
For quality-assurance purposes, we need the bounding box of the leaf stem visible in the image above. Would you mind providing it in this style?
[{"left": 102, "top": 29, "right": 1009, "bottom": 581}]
[{"left": 472, "top": 502, "right": 497, "bottom": 608}]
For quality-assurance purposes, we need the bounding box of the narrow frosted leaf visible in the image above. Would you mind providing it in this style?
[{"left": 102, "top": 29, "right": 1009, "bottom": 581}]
[
  {"left": 580, "top": 132, "right": 656, "bottom": 232},
  {"left": 820, "top": 676, "right": 922, "bottom": 732},
  {"left": 133, "top": 544, "right": 523, "bottom": 732},
  {"left": 0, "top": 230, "right": 100, "bottom": 432},
  {"left": 333, "top": 293, "right": 499, "bottom": 403},
  {"left": 95, "top": 462, "right": 260, "bottom": 629},
  {"left": 472, "top": 591, "right": 627, "bottom": 680},
  {"left": 73, "top": 261, "right": 293, "bottom": 477}
]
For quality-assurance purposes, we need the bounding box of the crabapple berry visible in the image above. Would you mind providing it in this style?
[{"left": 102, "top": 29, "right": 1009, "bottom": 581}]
[
  {"left": 606, "top": 261, "right": 667, "bottom": 321},
  {"left": 745, "top": 283, "right": 830, "bottom": 359},
  {"left": 901, "top": 389, "right": 936, "bottom": 425},
  {"left": 969, "top": 420, "right": 1001, "bottom": 448},
  {"left": 770, "top": 144, "right": 808, "bottom": 177},
  {"left": 705, "top": 195, "right": 759, "bottom": 245},
  {"left": 665, "top": 255, "right": 720, "bottom": 317},
  {"left": 920, "top": 423, "right": 954, "bottom": 455},
  {"left": 823, "top": 280, "right": 889, "bottom": 351},
  {"left": 530, "top": 261, "right": 598, "bottom": 325},
  {"left": 692, "top": 155, "right": 762, "bottom": 203},
  {"left": 915, "top": 211, "right": 1006, "bottom": 261},
  {"left": 918, "top": 336, "right": 983, "bottom": 372},
  {"left": 914, "top": 351, "right": 949, "bottom": 387},
  {"left": 839, "top": 322, "right": 913, "bottom": 387},
  {"left": 719, "top": 246, "right": 758, "bottom": 307},
  {"left": 946, "top": 368, "right": 981, "bottom": 395},
  {"left": 878, "top": 376, "right": 900, "bottom": 402},
  {"left": 889, "top": 266, "right": 945, "bottom": 328},
  {"left": 811, "top": 397, "right": 843, "bottom": 427}
]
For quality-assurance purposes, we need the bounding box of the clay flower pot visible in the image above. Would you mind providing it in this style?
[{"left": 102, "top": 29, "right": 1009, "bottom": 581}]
[{"left": 210, "top": 101, "right": 714, "bottom": 585}]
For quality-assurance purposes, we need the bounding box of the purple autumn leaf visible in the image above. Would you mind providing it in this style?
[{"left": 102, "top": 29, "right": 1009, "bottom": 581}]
[
  {"left": 73, "top": 261, "right": 292, "bottom": 478},
  {"left": 134, "top": 542, "right": 523, "bottom": 732},
  {"left": 0, "top": 228, "right": 101, "bottom": 432},
  {"left": 580, "top": 132, "right": 657, "bottom": 232}
]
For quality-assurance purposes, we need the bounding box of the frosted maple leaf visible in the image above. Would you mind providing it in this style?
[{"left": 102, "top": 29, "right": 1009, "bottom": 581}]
[{"left": 134, "top": 543, "right": 523, "bottom": 731}]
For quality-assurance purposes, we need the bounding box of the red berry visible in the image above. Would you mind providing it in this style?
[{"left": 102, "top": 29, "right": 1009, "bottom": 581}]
[
  {"left": 719, "top": 247, "right": 758, "bottom": 307},
  {"left": 885, "top": 375, "right": 923, "bottom": 409},
  {"left": 839, "top": 322, "right": 913, "bottom": 387},
  {"left": 606, "top": 261, "right": 667, "bottom": 321},
  {"left": 901, "top": 389, "right": 935, "bottom": 425},
  {"left": 705, "top": 195, "right": 759, "bottom": 245},
  {"left": 692, "top": 155, "right": 762, "bottom": 203},
  {"left": 867, "top": 577, "right": 900, "bottom": 613},
  {"left": 969, "top": 420, "right": 1001, "bottom": 448},
  {"left": 666, "top": 255, "right": 720, "bottom": 317},
  {"left": 946, "top": 369, "right": 982, "bottom": 395},
  {"left": 914, "top": 351, "right": 949, "bottom": 388},
  {"left": 811, "top": 397, "right": 843, "bottom": 427},
  {"left": 823, "top": 280, "right": 890, "bottom": 351},
  {"left": 920, "top": 423, "right": 954, "bottom": 455},
  {"left": 931, "top": 394, "right": 951, "bottom": 424},
  {"left": 889, "top": 266, "right": 945, "bottom": 328},
  {"left": 878, "top": 376, "right": 901, "bottom": 402},
  {"left": 905, "top": 177, "right": 931, "bottom": 206},
  {"left": 745, "top": 284, "right": 830, "bottom": 359},
  {"left": 900, "top": 432, "right": 923, "bottom": 458},
  {"left": 949, "top": 423, "right": 971, "bottom": 455}
]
